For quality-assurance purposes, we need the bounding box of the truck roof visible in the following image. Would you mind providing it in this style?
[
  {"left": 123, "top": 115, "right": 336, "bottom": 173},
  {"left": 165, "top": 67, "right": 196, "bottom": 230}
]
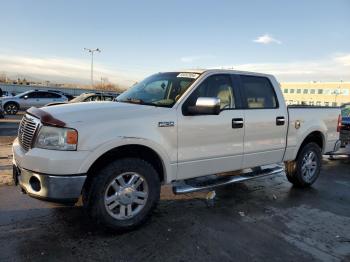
[{"left": 163, "top": 69, "right": 274, "bottom": 78}]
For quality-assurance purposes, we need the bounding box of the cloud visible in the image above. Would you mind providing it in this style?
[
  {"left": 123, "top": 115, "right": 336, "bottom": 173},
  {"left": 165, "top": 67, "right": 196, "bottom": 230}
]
[
  {"left": 180, "top": 55, "right": 215, "bottom": 63},
  {"left": 1, "top": 52, "right": 349, "bottom": 85},
  {"left": 217, "top": 53, "right": 350, "bottom": 82},
  {"left": 334, "top": 53, "right": 350, "bottom": 66},
  {"left": 0, "top": 54, "right": 142, "bottom": 88},
  {"left": 253, "top": 34, "right": 282, "bottom": 45}
]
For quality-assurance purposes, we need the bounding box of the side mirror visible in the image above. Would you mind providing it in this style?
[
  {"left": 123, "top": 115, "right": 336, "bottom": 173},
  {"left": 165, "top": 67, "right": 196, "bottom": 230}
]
[
  {"left": 187, "top": 97, "right": 221, "bottom": 115},
  {"left": 23, "top": 95, "right": 28, "bottom": 100}
]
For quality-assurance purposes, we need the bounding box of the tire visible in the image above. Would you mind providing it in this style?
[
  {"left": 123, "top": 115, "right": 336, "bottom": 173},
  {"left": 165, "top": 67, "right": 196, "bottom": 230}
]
[
  {"left": 285, "top": 142, "right": 322, "bottom": 188},
  {"left": 4, "top": 102, "right": 19, "bottom": 115},
  {"left": 83, "top": 158, "right": 160, "bottom": 231}
]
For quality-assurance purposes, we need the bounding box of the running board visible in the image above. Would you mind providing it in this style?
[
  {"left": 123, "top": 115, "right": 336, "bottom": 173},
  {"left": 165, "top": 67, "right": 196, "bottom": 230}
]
[{"left": 172, "top": 165, "right": 285, "bottom": 195}]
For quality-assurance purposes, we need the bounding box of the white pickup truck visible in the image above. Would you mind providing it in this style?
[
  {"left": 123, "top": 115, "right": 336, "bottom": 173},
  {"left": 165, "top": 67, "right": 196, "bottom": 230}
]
[{"left": 12, "top": 69, "right": 341, "bottom": 230}]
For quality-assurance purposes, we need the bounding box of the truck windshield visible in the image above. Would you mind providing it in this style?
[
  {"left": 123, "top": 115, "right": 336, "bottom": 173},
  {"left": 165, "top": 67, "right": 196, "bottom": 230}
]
[{"left": 116, "top": 72, "right": 199, "bottom": 107}]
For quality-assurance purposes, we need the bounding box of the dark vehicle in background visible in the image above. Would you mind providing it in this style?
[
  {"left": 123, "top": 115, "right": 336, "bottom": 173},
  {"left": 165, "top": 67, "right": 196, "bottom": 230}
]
[
  {"left": 0, "top": 90, "right": 68, "bottom": 115},
  {"left": 45, "top": 92, "right": 119, "bottom": 106},
  {"left": 1, "top": 91, "right": 13, "bottom": 97},
  {"left": 340, "top": 103, "right": 350, "bottom": 147}
]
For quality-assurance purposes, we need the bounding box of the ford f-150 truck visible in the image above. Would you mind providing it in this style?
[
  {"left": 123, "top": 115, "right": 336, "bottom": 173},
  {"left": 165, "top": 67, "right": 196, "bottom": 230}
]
[{"left": 12, "top": 69, "right": 341, "bottom": 231}]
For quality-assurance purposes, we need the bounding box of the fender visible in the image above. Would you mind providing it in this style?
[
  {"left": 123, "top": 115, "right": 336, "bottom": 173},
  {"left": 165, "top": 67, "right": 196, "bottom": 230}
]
[
  {"left": 77, "top": 136, "right": 175, "bottom": 183},
  {"left": 291, "top": 126, "right": 326, "bottom": 160}
]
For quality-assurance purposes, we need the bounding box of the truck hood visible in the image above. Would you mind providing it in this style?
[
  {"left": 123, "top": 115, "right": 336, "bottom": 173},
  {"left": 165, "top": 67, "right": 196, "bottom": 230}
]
[{"left": 40, "top": 102, "right": 159, "bottom": 126}]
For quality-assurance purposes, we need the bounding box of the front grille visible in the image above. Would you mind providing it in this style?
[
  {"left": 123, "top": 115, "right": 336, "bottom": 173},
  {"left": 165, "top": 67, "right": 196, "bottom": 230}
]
[{"left": 18, "top": 114, "right": 40, "bottom": 151}]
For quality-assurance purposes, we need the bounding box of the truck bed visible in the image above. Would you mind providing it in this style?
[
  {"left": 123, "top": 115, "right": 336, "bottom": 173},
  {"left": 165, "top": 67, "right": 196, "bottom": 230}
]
[{"left": 283, "top": 106, "right": 340, "bottom": 161}]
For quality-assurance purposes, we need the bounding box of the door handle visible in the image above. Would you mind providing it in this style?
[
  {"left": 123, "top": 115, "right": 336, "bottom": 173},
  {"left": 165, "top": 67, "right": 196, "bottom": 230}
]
[
  {"left": 276, "top": 116, "right": 285, "bottom": 126},
  {"left": 232, "top": 118, "right": 244, "bottom": 128}
]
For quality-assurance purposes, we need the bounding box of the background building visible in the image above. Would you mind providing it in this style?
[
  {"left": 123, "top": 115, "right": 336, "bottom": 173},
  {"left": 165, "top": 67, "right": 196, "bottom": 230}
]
[{"left": 281, "top": 82, "right": 350, "bottom": 106}]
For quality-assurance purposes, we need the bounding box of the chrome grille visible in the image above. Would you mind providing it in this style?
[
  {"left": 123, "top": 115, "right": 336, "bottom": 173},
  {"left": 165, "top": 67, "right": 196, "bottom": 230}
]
[{"left": 18, "top": 114, "right": 40, "bottom": 151}]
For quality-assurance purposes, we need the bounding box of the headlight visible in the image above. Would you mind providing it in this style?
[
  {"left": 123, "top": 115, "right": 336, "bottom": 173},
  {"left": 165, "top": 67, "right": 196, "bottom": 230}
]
[{"left": 35, "top": 126, "right": 78, "bottom": 151}]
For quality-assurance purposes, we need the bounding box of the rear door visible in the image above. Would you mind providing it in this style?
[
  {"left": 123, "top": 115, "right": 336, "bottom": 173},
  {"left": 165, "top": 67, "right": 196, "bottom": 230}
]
[
  {"left": 177, "top": 74, "right": 245, "bottom": 180},
  {"left": 239, "top": 75, "right": 287, "bottom": 168}
]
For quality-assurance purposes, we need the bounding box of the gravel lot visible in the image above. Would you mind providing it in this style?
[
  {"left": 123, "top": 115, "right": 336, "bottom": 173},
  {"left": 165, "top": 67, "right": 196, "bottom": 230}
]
[{"left": 0, "top": 113, "right": 349, "bottom": 262}]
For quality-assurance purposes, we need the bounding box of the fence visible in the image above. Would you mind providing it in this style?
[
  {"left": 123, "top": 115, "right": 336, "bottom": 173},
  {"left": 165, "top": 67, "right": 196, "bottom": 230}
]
[{"left": 0, "top": 83, "right": 116, "bottom": 96}]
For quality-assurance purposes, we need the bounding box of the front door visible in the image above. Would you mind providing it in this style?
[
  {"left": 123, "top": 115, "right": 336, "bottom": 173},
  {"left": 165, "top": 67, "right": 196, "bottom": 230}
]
[
  {"left": 177, "top": 74, "right": 245, "bottom": 180},
  {"left": 20, "top": 92, "right": 41, "bottom": 109}
]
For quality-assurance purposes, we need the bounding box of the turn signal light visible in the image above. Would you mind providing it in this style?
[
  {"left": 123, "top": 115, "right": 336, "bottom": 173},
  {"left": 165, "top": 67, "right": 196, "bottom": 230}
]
[{"left": 67, "top": 130, "right": 78, "bottom": 144}]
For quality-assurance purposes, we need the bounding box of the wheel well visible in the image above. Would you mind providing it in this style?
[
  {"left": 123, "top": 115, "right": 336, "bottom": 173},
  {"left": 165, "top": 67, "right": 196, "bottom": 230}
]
[
  {"left": 4, "top": 101, "right": 19, "bottom": 108},
  {"left": 298, "top": 131, "right": 324, "bottom": 155},
  {"left": 86, "top": 144, "right": 165, "bottom": 183}
]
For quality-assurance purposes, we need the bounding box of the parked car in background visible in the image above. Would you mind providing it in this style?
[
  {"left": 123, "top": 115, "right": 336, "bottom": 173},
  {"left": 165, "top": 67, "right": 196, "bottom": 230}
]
[
  {"left": 0, "top": 90, "right": 68, "bottom": 115},
  {"left": 45, "top": 92, "right": 119, "bottom": 106},
  {"left": 340, "top": 103, "right": 350, "bottom": 147},
  {"left": 1, "top": 91, "right": 12, "bottom": 97}
]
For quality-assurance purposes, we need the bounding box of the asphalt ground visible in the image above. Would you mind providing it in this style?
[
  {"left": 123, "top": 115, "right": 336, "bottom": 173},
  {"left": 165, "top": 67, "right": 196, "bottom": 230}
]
[{"left": 0, "top": 112, "right": 349, "bottom": 262}]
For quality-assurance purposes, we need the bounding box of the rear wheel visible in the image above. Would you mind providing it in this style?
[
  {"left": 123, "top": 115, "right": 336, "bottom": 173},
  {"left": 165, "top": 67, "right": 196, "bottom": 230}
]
[
  {"left": 285, "top": 142, "right": 322, "bottom": 187},
  {"left": 83, "top": 158, "right": 160, "bottom": 231},
  {"left": 4, "top": 103, "right": 19, "bottom": 115}
]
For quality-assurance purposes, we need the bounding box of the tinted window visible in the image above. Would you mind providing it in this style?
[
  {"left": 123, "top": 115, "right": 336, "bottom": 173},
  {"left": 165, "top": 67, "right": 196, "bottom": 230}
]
[
  {"left": 45, "top": 92, "right": 61, "bottom": 98},
  {"left": 240, "top": 75, "right": 278, "bottom": 109},
  {"left": 29, "top": 92, "right": 61, "bottom": 99},
  {"left": 184, "top": 74, "right": 236, "bottom": 111},
  {"left": 35, "top": 92, "right": 48, "bottom": 98},
  {"left": 25, "top": 92, "right": 39, "bottom": 98}
]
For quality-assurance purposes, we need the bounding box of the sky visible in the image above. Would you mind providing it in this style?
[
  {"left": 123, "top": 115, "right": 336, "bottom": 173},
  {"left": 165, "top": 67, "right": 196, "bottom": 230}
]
[{"left": 0, "top": 0, "right": 349, "bottom": 87}]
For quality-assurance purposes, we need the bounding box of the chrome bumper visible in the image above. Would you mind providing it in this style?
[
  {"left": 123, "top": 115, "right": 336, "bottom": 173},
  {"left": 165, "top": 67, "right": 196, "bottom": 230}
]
[{"left": 13, "top": 165, "right": 86, "bottom": 203}]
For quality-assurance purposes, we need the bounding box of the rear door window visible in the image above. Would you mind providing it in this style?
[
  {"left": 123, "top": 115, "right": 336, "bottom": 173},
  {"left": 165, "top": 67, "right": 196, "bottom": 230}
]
[{"left": 240, "top": 75, "right": 278, "bottom": 109}]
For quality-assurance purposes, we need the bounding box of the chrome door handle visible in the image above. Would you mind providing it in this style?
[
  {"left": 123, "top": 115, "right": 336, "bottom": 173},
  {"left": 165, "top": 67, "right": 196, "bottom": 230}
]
[{"left": 232, "top": 118, "right": 244, "bottom": 128}]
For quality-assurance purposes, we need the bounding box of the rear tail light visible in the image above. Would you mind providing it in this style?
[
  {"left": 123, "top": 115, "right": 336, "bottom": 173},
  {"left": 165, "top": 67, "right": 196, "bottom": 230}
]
[{"left": 337, "top": 114, "right": 342, "bottom": 132}]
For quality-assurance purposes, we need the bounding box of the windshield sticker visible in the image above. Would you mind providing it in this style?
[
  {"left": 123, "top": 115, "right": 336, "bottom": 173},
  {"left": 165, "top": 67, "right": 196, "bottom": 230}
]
[{"left": 177, "top": 73, "right": 200, "bottom": 79}]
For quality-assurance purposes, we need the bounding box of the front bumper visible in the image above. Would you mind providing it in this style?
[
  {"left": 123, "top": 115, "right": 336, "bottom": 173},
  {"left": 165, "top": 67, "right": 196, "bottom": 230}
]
[{"left": 13, "top": 164, "right": 86, "bottom": 203}]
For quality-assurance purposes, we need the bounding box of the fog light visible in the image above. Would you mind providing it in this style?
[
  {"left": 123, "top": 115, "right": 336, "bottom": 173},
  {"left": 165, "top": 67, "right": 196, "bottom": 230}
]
[{"left": 29, "top": 176, "right": 41, "bottom": 192}]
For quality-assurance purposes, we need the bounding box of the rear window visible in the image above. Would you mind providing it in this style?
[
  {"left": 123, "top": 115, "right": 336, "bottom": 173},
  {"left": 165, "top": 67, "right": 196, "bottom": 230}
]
[{"left": 240, "top": 75, "right": 278, "bottom": 109}]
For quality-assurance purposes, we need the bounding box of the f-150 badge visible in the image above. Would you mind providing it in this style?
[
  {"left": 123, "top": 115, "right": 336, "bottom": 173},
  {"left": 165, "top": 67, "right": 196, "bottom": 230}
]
[{"left": 158, "top": 121, "right": 175, "bottom": 127}]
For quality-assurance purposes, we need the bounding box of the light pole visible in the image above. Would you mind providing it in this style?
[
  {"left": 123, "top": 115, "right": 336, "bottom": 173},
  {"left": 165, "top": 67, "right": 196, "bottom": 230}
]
[
  {"left": 84, "top": 48, "right": 101, "bottom": 88},
  {"left": 334, "top": 80, "right": 343, "bottom": 106}
]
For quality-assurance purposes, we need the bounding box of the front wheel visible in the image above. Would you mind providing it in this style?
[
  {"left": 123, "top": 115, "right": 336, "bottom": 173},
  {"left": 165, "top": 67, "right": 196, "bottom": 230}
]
[
  {"left": 83, "top": 158, "right": 160, "bottom": 231},
  {"left": 4, "top": 103, "right": 19, "bottom": 115},
  {"left": 285, "top": 142, "right": 322, "bottom": 187}
]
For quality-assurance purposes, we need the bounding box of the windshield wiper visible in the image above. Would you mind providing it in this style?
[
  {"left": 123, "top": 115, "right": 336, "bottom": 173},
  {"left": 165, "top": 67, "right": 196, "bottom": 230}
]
[{"left": 117, "top": 98, "right": 156, "bottom": 106}]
